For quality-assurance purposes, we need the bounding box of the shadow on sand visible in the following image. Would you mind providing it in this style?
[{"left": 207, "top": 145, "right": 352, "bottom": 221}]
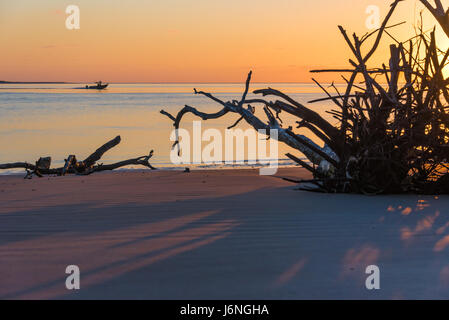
[{"left": 0, "top": 185, "right": 448, "bottom": 299}]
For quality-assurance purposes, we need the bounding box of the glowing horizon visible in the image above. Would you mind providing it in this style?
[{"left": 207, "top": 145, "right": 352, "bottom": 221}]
[{"left": 0, "top": 0, "right": 447, "bottom": 83}]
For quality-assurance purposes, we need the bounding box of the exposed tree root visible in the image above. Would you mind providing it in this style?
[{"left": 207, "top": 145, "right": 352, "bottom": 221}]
[{"left": 160, "top": 0, "right": 449, "bottom": 194}]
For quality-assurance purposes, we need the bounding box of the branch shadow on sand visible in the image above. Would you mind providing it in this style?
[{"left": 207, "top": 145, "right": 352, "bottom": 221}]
[{"left": 0, "top": 185, "right": 449, "bottom": 299}]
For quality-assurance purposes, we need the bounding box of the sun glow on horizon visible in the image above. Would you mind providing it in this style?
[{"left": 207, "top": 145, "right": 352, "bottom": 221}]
[{"left": 0, "top": 0, "right": 448, "bottom": 83}]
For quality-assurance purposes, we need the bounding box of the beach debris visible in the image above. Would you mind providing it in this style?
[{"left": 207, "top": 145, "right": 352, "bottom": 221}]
[
  {"left": 0, "top": 136, "right": 156, "bottom": 178},
  {"left": 24, "top": 156, "right": 52, "bottom": 179},
  {"left": 161, "top": 0, "right": 449, "bottom": 194}
]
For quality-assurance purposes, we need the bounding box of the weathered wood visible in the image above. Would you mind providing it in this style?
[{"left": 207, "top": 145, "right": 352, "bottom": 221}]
[
  {"left": 82, "top": 136, "right": 121, "bottom": 168},
  {"left": 0, "top": 162, "right": 35, "bottom": 170},
  {"left": 161, "top": 72, "right": 339, "bottom": 168},
  {"left": 160, "top": 0, "right": 449, "bottom": 194},
  {"left": 36, "top": 157, "right": 51, "bottom": 170},
  {"left": 420, "top": 0, "right": 449, "bottom": 38},
  {"left": 285, "top": 153, "right": 317, "bottom": 175},
  {"left": 0, "top": 137, "right": 156, "bottom": 178},
  {"left": 61, "top": 155, "right": 77, "bottom": 176},
  {"left": 87, "top": 150, "right": 156, "bottom": 173}
]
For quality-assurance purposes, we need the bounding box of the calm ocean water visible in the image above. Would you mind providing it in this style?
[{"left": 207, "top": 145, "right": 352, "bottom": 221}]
[{"left": 0, "top": 83, "right": 339, "bottom": 173}]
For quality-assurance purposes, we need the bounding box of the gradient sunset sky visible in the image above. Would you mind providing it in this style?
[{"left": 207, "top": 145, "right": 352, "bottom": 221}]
[{"left": 0, "top": 0, "right": 447, "bottom": 82}]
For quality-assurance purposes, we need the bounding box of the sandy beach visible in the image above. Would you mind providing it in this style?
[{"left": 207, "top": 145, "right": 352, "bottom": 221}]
[{"left": 0, "top": 168, "right": 448, "bottom": 299}]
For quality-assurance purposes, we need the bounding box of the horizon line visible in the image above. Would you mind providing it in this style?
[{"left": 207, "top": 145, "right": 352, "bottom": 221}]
[{"left": 0, "top": 80, "right": 346, "bottom": 85}]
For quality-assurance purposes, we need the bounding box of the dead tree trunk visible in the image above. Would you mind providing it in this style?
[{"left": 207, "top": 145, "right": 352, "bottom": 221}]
[
  {"left": 160, "top": 0, "right": 449, "bottom": 194},
  {"left": 0, "top": 136, "right": 156, "bottom": 178},
  {"left": 160, "top": 71, "right": 339, "bottom": 176}
]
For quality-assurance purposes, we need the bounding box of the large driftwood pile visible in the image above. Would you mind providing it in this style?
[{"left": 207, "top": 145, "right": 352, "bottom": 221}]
[
  {"left": 161, "top": 0, "right": 449, "bottom": 194},
  {"left": 0, "top": 136, "right": 156, "bottom": 178}
]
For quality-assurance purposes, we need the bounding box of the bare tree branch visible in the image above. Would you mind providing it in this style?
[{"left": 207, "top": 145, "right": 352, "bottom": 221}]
[
  {"left": 161, "top": 72, "right": 339, "bottom": 167},
  {"left": 420, "top": 0, "right": 449, "bottom": 38}
]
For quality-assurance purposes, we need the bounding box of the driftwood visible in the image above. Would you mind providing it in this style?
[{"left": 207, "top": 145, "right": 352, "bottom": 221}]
[
  {"left": 0, "top": 136, "right": 156, "bottom": 178},
  {"left": 419, "top": 0, "right": 449, "bottom": 38},
  {"left": 161, "top": 0, "right": 449, "bottom": 194},
  {"left": 160, "top": 72, "right": 339, "bottom": 175}
]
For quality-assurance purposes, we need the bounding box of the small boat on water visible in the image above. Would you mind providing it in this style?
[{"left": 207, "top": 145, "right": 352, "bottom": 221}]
[{"left": 85, "top": 81, "right": 108, "bottom": 90}]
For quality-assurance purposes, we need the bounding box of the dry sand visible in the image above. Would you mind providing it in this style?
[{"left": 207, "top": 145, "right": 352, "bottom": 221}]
[{"left": 0, "top": 168, "right": 448, "bottom": 299}]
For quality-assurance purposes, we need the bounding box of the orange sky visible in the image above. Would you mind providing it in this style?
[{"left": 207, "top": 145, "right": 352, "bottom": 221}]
[{"left": 0, "top": 0, "right": 448, "bottom": 82}]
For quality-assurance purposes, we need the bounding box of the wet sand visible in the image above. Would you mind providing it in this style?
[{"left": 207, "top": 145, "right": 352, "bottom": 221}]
[{"left": 0, "top": 168, "right": 448, "bottom": 299}]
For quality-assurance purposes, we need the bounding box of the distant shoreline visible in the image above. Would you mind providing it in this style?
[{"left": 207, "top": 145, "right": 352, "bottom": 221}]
[
  {"left": 0, "top": 81, "right": 72, "bottom": 84},
  {"left": 0, "top": 81, "right": 343, "bottom": 85}
]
